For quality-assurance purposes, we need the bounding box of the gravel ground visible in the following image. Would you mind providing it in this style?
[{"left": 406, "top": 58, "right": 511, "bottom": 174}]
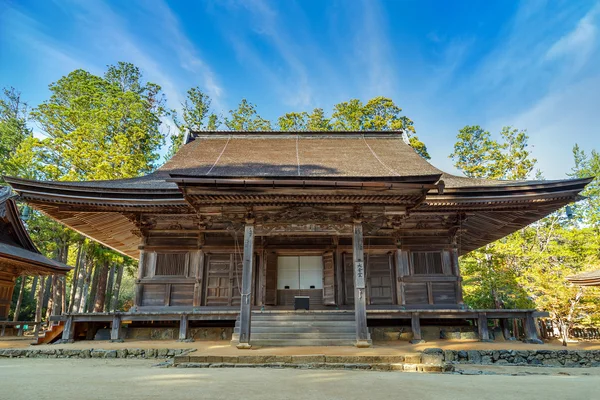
[{"left": 1, "top": 358, "right": 597, "bottom": 400}]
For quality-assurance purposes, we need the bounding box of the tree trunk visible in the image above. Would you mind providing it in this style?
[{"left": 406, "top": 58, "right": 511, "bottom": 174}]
[
  {"left": 60, "top": 276, "right": 66, "bottom": 315},
  {"left": 45, "top": 275, "right": 57, "bottom": 321},
  {"left": 68, "top": 242, "right": 84, "bottom": 311},
  {"left": 94, "top": 261, "right": 109, "bottom": 313},
  {"left": 87, "top": 263, "right": 100, "bottom": 313},
  {"left": 72, "top": 245, "right": 88, "bottom": 313},
  {"left": 12, "top": 276, "right": 26, "bottom": 321},
  {"left": 111, "top": 265, "right": 124, "bottom": 312},
  {"left": 34, "top": 276, "right": 46, "bottom": 338},
  {"left": 105, "top": 263, "right": 116, "bottom": 312},
  {"left": 30, "top": 276, "right": 38, "bottom": 302},
  {"left": 79, "top": 257, "right": 93, "bottom": 313}
]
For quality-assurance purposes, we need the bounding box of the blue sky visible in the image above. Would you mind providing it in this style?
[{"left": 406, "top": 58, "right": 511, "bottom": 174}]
[{"left": 1, "top": 0, "right": 599, "bottom": 179}]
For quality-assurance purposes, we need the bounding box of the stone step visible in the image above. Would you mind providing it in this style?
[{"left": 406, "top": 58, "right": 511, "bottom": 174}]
[
  {"left": 232, "top": 332, "right": 357, "bottom": 340},
  {"left": 234, "top": 326, "right": 355, "bottom": 334},
  {"left": 237, "top": 338, "right": 359, "bottom": 346},
  {"left": 249, "top": 314, "right": 355, "bottom": 321},
  {"left": 235, "top": 321, "right": 356, "bottom": 328}
]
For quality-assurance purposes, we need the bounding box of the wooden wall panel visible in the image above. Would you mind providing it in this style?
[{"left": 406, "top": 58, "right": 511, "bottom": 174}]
[
  {"left": 170, "top": 284, "right": 194, "bottom": 306},
  {"left": 432, "top": 282, "right": 457, "bottom": 304},
  {"left": 264, "top": 252, "right": 278, "bottom": 305},
  {"left": 343, "top": 252, "right": 354, "bottom": 305},
  {"left": 322, "top": 252, "right": 335, "bottom": 305},
  {"left": 404, "top": 283, "right": 428, "bottom": 305},
  {"left": 141, "top": 284, "right": 166, "bottom": 307}
]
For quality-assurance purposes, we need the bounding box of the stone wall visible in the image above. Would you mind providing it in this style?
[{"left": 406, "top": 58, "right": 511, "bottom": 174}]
[
  {"left": 0, "top": 348, "right": 191, "bottom": 359},
  {"left": 437, "top": 348, "right": 600, "bottom": 367}
]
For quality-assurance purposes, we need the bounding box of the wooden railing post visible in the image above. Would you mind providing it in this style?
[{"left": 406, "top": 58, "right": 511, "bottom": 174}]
[
  {"left": 478, "top": 313, "right": 491, "bottom": 342},
  {"left": 353, "top": 221, "right": 371, "bottom": 347},
  {"left": 60, "top": 315, "right": 75, "bottom": 343},
  {"left": 178, "top": 314, "right": 191, "bottom": 342},
  {"left": 410, "top": 313, "right": 424, "bottom": 344},
  {"left": 524, "top": 312, "right": 543, "bottom": 344},
  {"left": 110, "top": 315, "right": 123, "bottom": 342},
  {"left": 236, "top": 219, "right": 255, "bottom": 349}
]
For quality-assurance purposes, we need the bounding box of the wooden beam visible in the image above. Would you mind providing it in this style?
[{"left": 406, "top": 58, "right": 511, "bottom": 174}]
[
  {"left": 236, "top": 221, "right": 255, "bottom": 349},
  {"left": 353, "top": 222, "right": 371, "bottom": 347}
]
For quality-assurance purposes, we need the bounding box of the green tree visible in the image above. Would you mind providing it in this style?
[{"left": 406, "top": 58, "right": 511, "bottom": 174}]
[
  {"left": 570, "top": 145, "right": 600, "bottom": 228},
  {"left": 225, "top": 99, "right": 271, "bottom": 131},
  {"left": 306, "top": 108, "right": 331, "bottom": 130},
  {"left": 330, "top": 97, "right": 430, "bottom": 159},
  {"left": 451, "top": 125, "right": 536, "bottom": 180},
  {"left": 30, "top": 62, "right": 167, "bottom": 181},
  {"left": 168, "top": 86, "right": 220, "bottom": 158},
  {"left": 277, "top": 112, "right": 308, "bottom": 131},
  {"left": 0, "top": 87, "right": 32, "bottom": 181}
]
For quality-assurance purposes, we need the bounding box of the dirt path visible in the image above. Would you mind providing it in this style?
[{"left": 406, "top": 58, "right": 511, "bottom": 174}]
[{"left": 1, "top": 358, "right": 597, "bottom": 400}]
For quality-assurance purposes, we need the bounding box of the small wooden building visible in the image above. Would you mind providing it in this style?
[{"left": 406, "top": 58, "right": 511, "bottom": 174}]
[
  {"left": 5, "top": 132, "right": 591, "bottom": 346},
  {"left": 0, "top": 187, "right": 71, "bottom": 320},
  {"left": 567, "top": 271, "right": 600, "bottom": 286}
]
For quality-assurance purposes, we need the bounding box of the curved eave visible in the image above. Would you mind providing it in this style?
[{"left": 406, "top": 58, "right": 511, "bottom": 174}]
[
  {"left": 4, "top": 176, "right": 188, "bottom": 211},
  {"left": 0, "top": 243, "right": 71, "bottom": 275}
]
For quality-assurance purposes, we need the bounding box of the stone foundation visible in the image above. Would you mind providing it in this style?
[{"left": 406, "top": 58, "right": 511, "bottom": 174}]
[
  {"left": 124, "top": 327, "right": 233, "bottom": 341},
  {"left": 369, "top": 326, "right": 479, "bottom": 341}
]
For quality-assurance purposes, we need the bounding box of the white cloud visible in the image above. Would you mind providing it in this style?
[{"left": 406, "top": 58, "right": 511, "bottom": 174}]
[{"left": 545, "top": 5, "right": 599, "bottom": 72}]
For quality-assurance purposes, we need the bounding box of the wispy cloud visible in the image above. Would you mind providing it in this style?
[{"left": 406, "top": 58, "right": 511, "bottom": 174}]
[
  {"left": 221, "top": 0, "right": 316, "bottom": 108},
  {"left": 136, "top": 0, "right": 224, "bottom": 110},
  {"left": 545, "top": 5, "right": 599, "bottom": 73},
  {"left": 353, "top": 0, "right": 396, "bottom": 98}
]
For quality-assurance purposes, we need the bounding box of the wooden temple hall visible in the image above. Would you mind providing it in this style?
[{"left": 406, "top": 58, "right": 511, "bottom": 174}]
[{"left": 5, "top": 131, "right": 591, "bottom": 347}]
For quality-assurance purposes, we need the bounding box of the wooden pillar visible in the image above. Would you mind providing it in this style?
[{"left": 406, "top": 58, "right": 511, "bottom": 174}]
[
  {"left": 334, "top": 237, "right": 344, "bottom": 306},
  {"left": 396, "top": 248, "right": 409, "bottom": 306},
  {"left": 178, "top": 314, "right": 191, "bottom": 342},
  {"left": 193, "top": 250, "right": 204, "bottom": 307},
  {"left": 352, "top": 221, "right": 371, "bottom": 347},
  {"left": 110, "top": 315, "right": 123, "bottom": 342},
  {"left": 450, "top": 246, "right": 464, "bottom": 305},
  {"left": 236, "top": 220, "right": 255, "bottom": 349},
  {"left": 61, "top": 315, "right": 75, "bottom": 343},
  {"left": 478, "top": 313, "right": 491, "bottom": 342},
  {"left": 524, "top": 313, "right": 543, "bottom": 344},
  {"left": 133, "top": 249, "right": 146, "bottom": 311},
  {"left": 410, "top": 313, "right": 424, "bottom": 343}
]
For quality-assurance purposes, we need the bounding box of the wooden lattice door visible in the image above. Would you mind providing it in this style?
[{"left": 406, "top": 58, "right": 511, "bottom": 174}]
[
  {"left": 205, "top": 254, "right": 242, "bottom": 306},
  {"left": 367, "top": 254, "right": 393, "bottom": 305}
]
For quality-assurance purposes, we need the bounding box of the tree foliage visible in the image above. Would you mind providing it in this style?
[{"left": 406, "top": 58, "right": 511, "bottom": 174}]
[{"left": 0, "top": 87, "right": 32, "bottom": 181}]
